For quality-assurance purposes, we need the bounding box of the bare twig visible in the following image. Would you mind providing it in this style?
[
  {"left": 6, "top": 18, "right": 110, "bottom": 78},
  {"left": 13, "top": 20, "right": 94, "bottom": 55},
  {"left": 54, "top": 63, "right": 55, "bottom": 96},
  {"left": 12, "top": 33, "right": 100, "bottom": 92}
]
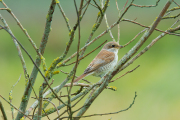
[
  {"left": 162, "top": 13, "right": 180, "bottom": 19},
  {"left": 57, "top": 2, "right": 71, "bottom": 32},
  {"left": 173, "top": 1, "right": 180, "bottom": 7},
  {"left": 64, "top": 40, "right": 107, "bottom": 66},
  {"left": 1, "top": 0, "right": 38, "bottom": 51},
  {"left": 85, "top": 0, "right": 98, "bottom": 8},
  {"left": 82, "top": 0, "right": 91, "bottom": 17},
  {"left": 60, "top": 70, "right": 91, "bottom": 83},
  {"left": 111, "top": 65, "right": 140, "bottom": 82},
  {"left": 43, "top": 99, "right": 60, "bottom": 117},
  {"left": 9, "top": 74, "right": 21, "bottom": 120},
  {"left": 102, "top": 0, "right": 115, "bottom": 41},
  {"left": 0, "top": 25, "right": 65, "bottom": 107},
  {"left": 123, "top": 28, "right": 147, "bottom": 47},
  {"left": 122, "top": 18, "right": 180, "bottom": 36},
  {"left": 118, "top": 24, "right": 180, "bottom": 74},
  {"left": 43, "top": 79, "right": 55, "bottom": 94},
  {"left": 0, "top": 14, "right": 29, "bottom": 81},
  {"left": 166, "top": 6, "right": 180, "bottom": 12},
  {"left": 60, "top": 92, "right": 137, "bottom": 120},
  {"left": 132, "top": 0, "right": 160, "bottom": 7},
  {"left": 0, "top": 95, "right": 32, "bottom": 120},
  {"left": 93, "top": 0, "right": 103, "bottom": 16}
]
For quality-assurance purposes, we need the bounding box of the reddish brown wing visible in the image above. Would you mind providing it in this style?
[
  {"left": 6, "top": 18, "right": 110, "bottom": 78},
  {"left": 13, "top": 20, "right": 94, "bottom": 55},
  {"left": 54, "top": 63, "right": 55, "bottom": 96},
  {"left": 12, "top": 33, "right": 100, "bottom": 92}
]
[{"left": 84, "top": 49, "right": 115, "bottom": 74}]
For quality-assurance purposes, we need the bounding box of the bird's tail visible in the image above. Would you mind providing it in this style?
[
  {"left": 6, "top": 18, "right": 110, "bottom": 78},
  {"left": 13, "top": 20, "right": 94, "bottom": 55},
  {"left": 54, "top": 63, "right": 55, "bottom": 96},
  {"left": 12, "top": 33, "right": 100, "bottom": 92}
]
[{"left": 73, "top": 74, "right": 87, "bottom": 83}]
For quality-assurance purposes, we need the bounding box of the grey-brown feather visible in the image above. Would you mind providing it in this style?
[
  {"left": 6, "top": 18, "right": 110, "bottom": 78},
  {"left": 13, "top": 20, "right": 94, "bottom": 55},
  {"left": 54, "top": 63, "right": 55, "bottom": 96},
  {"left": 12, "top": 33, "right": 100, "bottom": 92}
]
[
  {"left": 74, "top": 41, "right": 120, "bottom": 83},
  {"left": 84, "top": 49, "right": 117, "bottom": 77}
]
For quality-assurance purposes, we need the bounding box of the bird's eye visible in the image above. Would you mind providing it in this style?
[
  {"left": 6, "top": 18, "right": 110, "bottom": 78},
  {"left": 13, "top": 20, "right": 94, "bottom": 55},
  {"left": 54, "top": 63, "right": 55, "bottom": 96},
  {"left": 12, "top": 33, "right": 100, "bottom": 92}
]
[{"left": 112, "top": 45, "right": 115, "bottom": 47}]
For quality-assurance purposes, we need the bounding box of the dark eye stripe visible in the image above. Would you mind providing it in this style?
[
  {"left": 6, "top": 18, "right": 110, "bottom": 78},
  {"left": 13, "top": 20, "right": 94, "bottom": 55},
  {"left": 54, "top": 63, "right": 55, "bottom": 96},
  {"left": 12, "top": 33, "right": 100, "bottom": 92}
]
[{"left": 112, "top": 45, "right": 115, "bottom": 47}]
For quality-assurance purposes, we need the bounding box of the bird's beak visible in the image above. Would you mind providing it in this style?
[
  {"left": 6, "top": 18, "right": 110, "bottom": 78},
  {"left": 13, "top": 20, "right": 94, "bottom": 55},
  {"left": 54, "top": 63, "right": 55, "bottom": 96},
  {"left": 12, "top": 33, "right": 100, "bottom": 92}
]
[{"left": 118, "top": 45, "right": 123, "bottom": 49}]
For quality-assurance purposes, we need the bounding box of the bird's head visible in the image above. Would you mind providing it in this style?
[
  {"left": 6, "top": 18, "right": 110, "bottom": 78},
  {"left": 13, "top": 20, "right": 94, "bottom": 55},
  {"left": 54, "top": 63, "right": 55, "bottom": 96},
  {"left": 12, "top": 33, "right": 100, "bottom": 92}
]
[{"left": 103, "top": 41, "right": 123, "bottom": 53}]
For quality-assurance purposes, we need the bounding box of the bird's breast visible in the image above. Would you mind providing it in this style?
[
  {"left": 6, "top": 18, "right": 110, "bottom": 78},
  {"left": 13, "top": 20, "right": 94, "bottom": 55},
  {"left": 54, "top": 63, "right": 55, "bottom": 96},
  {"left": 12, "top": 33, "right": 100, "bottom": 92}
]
[{"left": 92, "top": 54, "right": 118, "bottom": 77}]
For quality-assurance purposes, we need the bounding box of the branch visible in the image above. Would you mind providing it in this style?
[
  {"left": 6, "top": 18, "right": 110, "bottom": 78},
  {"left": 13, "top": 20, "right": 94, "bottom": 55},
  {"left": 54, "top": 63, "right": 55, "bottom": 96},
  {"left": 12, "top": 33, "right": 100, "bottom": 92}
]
[
  {"left": 0, "top": 100, "right": 7, "bottom": 120},
  {"left": 1, "top": 0, "right": 38, "bottom": 51},
  {"left": 162, "top": 13, "right": 180, "bottom": 19},
  {"left": 102, "top": 0, "right": 116, "bottom": 41},
  {"left": 122, "top": 18, "right": 180, "bottom": 36},
  {"left": 123, "top": 28, "right": 147, "bottom": 47},
  {"left": 64, "top": 40, "right": 107, "bottom": 66},
  {"left": 58, "top": 0, "right": 133, "bottom": 67},
  {"left": 0, "top": 24, "right": 65, "bottom": 119},
  {"left": 57, "top": 1, "right": 71, "bottom": 32},
  {"left": 43, "top": 84, "right": 98, "bottom": 118},
  {"left": 0, "top": 14, "right": 29, "bottom": 81},
  {"left": 111, "top": 65, "right": 140, "bottom": 83},
  {"left": 15, "top": 0, "right": 57, "bottom": 119},
  {"left": 9, "top": 74, "right": 21, "bottom": 120},
  {"left": 0, "top": 95, "right": 32, "bottom": 120},
  {"left": 166, "top": 6, "right": 180, "bottom": 12},
  {"left": 61, "top": 92, "right": 137, "bottom": 119},
  {"left": 75, "top": 0, "right": 173, "bottom": 118},
  {"left": 40, "top": 0, "right": 110, "bottom": 117},
  {"left": 118, "top": 24, "right": 180, "bottom": 74},
  {"left": 60, "top": 70, "right": 91, "bottom": 83}
]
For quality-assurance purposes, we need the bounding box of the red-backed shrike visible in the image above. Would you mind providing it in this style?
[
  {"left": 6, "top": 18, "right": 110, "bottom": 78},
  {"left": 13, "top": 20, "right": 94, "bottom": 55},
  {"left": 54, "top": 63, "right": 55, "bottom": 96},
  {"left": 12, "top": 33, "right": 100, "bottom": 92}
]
[{"left": 73, "top": 41, "right": 122, "bottom": 83}]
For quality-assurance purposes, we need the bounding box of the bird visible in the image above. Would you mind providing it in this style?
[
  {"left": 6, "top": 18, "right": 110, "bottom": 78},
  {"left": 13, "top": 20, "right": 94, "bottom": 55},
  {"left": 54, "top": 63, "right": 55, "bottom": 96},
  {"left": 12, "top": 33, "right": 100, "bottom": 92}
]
[{"left": 73, "top": 41, "right": 123, "bottom": 83}]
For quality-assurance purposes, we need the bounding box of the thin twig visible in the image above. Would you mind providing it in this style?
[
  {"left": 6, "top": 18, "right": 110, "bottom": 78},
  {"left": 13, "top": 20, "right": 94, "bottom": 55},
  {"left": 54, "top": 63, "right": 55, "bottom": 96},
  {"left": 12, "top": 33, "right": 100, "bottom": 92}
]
[
  {"left": 162, "top": 13, "right": 180, "bottom": 19},
  {"left": 1, "top": 24, "right": 67, "bottom": 117},
  {"left": 0, "top": 25, "right": 65, "bottom": 105},
  {"left": 132, "top": 0, "right": 160, "bottom": 7},
  {"left": 1, "top": 0, "right": 38, "bottom": 51},
  {"left": 60, "top": 70, "right": 91, "bottom": 83},
  {"left": 43, "top": 99, "right": 60, "bottom": 117},
  {"left": 82, "top": 0, "right": 91, "bottom": 18},
  {"left": 93, "top": 0, "right": 103, "bottom": 16},
  {"left": 85, "top": 0, "right": 98, "bottom": 8},
  {"left": 0, "top": 95, "right": 32, "bottom": 120},
  {"left": 0, "top": 14, "right": 29, "bottom": 81},
  {"left": 123, "top": 28, "right": 147, "bottom": 47},
  {"left": 118, "top": 24, "right": 180, "bottom": 74},
  {"left": 57, "top": 2, "right": 71, "bottom": 32},
  {"left": 43, "top": 79, "right": 55, "bottom": 94},
  {"left": 122, "top": 18, "right": 180, "bottom": 36},
  {"left": 42, "top": 109, "right": 51, "bottom": 120},
  {"left": 111, "top": 65, "right": 140, "bottom": 82},
  {"left": 9, "top": 74, "right": 21, "bottom": 120},
  {"left": 65, "top": 40, "right": 107, "bottom": 66},
  {"left": 44, "top": 84, "right": 98, "bottom": 118},
  {"left": 32, "top": 106, "right": 38, "bottom": 119},
  {"left": 61, "top": 92, "right": 137, "bottom": 120},
  {"left": 102, "top": 0, "right": 115, "bottom": 41},
  {"left": 166, "top": 6, "right": 180, "bottom": 12},
  {"left": 173, "top": 1, "right": 180, "bottom": 7}
]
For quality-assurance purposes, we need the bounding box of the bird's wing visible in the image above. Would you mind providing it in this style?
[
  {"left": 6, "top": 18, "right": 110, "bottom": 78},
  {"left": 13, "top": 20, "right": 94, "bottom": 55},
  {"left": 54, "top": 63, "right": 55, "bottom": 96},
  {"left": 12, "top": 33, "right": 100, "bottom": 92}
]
[{"left": 84, "top": 49, "right": 115, "bottom": 74}]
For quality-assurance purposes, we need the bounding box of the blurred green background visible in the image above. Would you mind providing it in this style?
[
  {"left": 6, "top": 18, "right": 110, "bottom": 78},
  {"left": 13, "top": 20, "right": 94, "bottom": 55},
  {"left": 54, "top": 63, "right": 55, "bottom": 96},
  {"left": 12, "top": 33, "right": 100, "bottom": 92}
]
[{"left": 0, "top": 0, "right": 180, "bottom": 120}]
